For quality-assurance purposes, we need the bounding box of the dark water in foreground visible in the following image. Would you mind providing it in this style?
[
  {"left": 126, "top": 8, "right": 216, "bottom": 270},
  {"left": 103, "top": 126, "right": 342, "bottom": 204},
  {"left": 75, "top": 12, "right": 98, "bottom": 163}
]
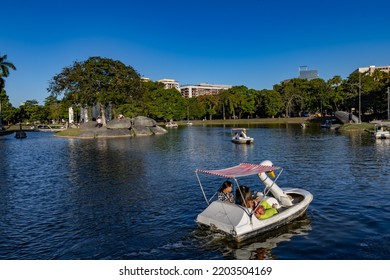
[{"left": 0, "top": 124, "right": 389, "bottom": 260}]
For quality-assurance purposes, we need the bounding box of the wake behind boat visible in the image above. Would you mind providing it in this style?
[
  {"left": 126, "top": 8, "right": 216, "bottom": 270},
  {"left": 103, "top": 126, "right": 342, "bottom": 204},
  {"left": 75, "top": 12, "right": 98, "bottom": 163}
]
[
  {"left": 231, "top": 128, "right": 254, "bottom": 144},
  {"left": 195, "top": 160, "right": 313, "bottom": 242}
]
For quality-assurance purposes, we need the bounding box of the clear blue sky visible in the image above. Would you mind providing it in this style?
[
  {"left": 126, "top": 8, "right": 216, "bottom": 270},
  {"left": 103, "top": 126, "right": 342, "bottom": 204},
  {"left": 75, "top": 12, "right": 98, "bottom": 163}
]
[{"left": 2, "top": 0, "right": 390, "bottom": 107}]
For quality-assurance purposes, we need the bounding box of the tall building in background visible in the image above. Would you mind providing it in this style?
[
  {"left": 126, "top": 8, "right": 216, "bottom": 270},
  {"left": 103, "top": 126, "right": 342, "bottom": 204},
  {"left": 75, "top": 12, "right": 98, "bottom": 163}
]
[{"left": 298, "top": 66, "right": 319, "bottom": 80}]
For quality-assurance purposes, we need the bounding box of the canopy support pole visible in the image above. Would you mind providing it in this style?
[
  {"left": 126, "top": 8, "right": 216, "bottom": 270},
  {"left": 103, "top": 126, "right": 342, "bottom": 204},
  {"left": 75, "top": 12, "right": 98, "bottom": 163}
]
[{"left": 195, "top": 171, "right": 209, "bottom": 206}]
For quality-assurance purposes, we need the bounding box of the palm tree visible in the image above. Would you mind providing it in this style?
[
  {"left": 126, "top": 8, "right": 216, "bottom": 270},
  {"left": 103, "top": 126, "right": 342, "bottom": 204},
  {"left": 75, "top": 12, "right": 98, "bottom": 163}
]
[
  {"left": 0, "top": 54, "right": 17, "bottom": 90},
  {"left": 0, "top": 54, "right": 16, "bottom": 129}
]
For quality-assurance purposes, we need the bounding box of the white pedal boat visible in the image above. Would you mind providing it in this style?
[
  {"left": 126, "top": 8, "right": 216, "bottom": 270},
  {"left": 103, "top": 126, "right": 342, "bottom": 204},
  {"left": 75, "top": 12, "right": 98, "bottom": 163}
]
[
  {"left": 195, "top": 160, "right": 313, "bottom": 242},
  {"left": 231, "top": 128, "right": 254, "bottom": 144}
]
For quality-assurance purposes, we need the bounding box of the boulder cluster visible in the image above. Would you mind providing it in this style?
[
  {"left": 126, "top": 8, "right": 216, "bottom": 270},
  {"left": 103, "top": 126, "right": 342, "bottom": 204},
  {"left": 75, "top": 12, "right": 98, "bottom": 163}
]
[{"left": 76, "top": 116, "right": 167, "bottom": 138}]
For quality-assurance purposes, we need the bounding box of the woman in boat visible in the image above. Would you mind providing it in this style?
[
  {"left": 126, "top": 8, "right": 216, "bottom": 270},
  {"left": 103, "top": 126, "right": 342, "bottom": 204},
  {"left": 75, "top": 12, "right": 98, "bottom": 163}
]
[{"left": 218, "top": 181, "right": 234, "bottom": 203}]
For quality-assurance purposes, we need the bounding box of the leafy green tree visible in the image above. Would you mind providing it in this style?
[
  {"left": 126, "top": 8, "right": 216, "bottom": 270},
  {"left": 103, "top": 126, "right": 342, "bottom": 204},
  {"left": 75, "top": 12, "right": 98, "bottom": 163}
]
[
  {"left": 308, "top": 78, "right": 329, "bottom": 115},
  {"left": 239, "top": 88, "right": 257, "bottom": 118},
  {"left": 48, "top": 56, "right": 142, "bottom": 126},
  {"left": 226, "top": 86, "right": 247, "bottom": 118},
  {"left": 142, "top": 85, "right": 186, "bottom": 121},
  {"left": 219, "top": 89, "right": 239, "bottom": 119},
  {"left": 362, "top": 70, "right": 390, "bottom": 118},
  {"left": 19, "top": 99, "right": 48, "bottom": 123},
  {"left": 187, "top": 97, "right": 205, "bottom": 120},
  {"left": 44, "top": 95, "right": 68, "bottom": 124},
  {"left": 0, "top": 55, "right": 16, "bottom": 128},
  {"left": 1, "top": 88, "right": 15, "bottom": 126},
  {"left": 276, "top": 79, "right": 305, "bottom": 117},
  {"left": 342, "top": 71, "right": 373, "bottom": 117},
  {"left": 326, "top": 75, "right": 345, "bottom": 112},
  {"left": 260, "top": 89, "right": 283, "bottom": 118},
  {"left": 198, "top": 94, "right": 219, "bottom": 120}
]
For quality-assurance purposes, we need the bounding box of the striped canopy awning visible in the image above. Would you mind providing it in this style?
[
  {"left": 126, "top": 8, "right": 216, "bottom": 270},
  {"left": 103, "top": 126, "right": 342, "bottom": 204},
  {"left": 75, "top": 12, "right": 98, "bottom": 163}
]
[{"left": 195, "top": 163, "right": 279, "bottom": 178}]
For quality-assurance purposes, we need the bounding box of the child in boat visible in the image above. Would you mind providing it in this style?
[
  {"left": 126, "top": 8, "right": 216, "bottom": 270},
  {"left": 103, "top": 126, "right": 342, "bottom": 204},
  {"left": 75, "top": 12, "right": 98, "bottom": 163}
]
[
  {"left": 218, "top": 180, "right": 234, "bottom": 203},
  {"left": 242, "top": 187, "right": 278, "bottom": 219},
  {"left": 254, "top": 200, "right": 278, "bottom": 220}
]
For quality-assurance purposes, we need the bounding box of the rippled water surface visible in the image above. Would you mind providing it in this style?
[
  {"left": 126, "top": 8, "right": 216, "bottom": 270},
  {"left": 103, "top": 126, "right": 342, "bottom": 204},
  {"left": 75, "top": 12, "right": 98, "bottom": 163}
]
[{"left": 0, "top": 124, "right": 389, "bottom": 259}]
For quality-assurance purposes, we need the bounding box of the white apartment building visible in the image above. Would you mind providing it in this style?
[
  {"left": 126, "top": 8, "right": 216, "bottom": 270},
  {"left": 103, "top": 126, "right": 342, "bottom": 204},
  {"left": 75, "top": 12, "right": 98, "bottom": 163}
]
[
  {"left": 180, "top": 83, "right": 232, "bottom": 98},
  {"left": 157, "top": 79, "right": 180, "bottom": 90},
  {"left": 353, "top": 65, "right": 390, "bottom": 75}
]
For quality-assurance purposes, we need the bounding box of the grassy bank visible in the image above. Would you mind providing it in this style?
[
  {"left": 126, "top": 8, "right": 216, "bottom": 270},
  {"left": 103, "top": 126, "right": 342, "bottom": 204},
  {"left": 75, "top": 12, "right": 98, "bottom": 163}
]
[
  {"left": 55, "top": 128, "right": 85, "bottom": 137},
  {"left": 336, "top": 122, "right": 375, "bottom": 132}
]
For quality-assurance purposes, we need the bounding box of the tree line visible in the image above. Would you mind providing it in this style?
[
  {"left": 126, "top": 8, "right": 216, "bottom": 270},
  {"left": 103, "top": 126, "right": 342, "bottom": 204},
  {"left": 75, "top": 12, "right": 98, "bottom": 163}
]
[{"left": 1, "top": 55, "right": 390, "bottom": 126}]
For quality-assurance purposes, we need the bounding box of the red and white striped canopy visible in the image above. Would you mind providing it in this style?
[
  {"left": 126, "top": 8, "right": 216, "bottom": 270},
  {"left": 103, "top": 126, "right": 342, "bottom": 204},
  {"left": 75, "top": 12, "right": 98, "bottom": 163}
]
[{"left": 196, "top": 163, "right": 279, "bottom": 178}]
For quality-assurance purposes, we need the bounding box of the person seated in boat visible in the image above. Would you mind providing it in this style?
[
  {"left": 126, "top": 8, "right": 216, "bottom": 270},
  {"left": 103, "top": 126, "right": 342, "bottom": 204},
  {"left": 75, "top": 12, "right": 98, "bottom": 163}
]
[
  {"left": 241, "top": 186, "right": 260, "bottom": 208},
  {"left": 240, "top": 129, "right": 247, "bottom": 138},
  {"left": 254, "top": 200, "right": 278, "bottom": 220},
  {"left": 242, "top": 187, "right": 278, "bottom": 220},
  {"left": 235, "top": 185, "right": 250, "bottom": 205},
  {"left": 217, "top": 180, "right": 234, "bottom": 203}
]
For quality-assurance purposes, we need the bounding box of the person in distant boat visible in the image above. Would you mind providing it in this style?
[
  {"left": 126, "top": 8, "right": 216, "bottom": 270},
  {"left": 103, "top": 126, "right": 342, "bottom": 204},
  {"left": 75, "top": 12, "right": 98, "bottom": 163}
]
[
  {"left": 240, "top": 129, "right": 247, "bottom": 138},
  {"left": 218, "top": 180, "right": 234, "bottom": 203}
]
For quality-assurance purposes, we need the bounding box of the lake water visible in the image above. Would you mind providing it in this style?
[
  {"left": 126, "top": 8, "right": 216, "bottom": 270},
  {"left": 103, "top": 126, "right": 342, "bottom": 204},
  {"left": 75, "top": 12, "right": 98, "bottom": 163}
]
[{"left": 0, "top": 124, "right": 389, "bottom": 260}]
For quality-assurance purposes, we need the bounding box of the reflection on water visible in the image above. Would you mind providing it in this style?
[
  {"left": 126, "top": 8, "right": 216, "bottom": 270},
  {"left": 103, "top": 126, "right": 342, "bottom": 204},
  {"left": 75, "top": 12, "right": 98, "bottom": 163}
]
[
  {"left": 191, "top": 214, "right": 312, "bottom": 260},
  {"left": 233, "top": 215, "right": 312, "bottom": 260},
  {"left": 0, "top": 126, "right": 389, "bottom": 259}
]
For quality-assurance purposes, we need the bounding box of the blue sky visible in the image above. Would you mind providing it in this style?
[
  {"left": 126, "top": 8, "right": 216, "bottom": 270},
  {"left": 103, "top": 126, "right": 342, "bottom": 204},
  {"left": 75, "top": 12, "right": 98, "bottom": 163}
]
[{"left": 2, "top": 0, "right": 390, "bottom": 106}]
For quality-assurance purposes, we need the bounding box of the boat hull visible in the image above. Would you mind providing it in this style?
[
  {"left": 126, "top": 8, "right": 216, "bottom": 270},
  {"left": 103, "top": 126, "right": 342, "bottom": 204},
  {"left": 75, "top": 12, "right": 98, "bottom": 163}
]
[
  {"left": 196, "top": 188, "right": 313, "bottom": 242},
  {"left": 231, "top": 137, "right": 254, "bottom": 144},
  {"left": 374, "top": 131, "right": 390, "bottom": 139}
]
